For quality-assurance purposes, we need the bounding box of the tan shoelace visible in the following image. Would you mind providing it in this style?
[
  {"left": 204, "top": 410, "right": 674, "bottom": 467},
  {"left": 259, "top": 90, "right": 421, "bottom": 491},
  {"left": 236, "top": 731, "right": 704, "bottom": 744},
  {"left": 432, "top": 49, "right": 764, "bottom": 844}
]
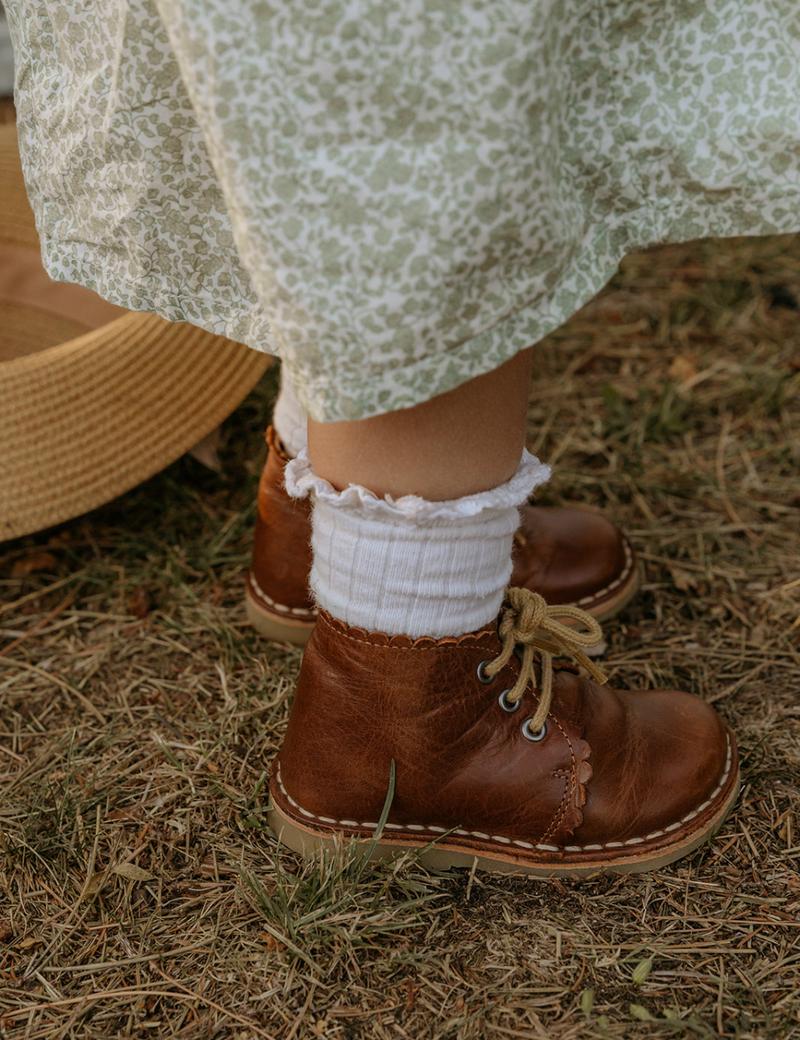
[{"left": 483, "top": 588, "right": 608, "bottom": 732}]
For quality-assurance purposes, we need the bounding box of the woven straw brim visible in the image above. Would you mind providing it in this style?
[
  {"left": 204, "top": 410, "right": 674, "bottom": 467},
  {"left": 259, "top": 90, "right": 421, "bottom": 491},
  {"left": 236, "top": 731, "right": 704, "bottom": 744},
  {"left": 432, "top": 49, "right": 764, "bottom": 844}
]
[{"left": 0, "top": 123, "right": 270, "bottom": 542}]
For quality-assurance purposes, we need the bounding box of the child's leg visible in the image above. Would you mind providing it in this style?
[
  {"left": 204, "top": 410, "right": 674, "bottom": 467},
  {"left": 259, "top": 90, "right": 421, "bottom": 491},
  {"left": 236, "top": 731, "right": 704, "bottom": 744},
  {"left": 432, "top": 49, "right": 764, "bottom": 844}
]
[{"left": 308, "top": 348, "right": 534, "bottom": 501}]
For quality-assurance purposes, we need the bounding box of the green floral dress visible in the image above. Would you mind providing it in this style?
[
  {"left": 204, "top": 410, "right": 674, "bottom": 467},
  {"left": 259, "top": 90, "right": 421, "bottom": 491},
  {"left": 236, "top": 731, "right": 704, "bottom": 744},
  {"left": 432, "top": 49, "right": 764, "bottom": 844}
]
[{"left": 6, "top": 0, "right": 800, "bottom": 421}]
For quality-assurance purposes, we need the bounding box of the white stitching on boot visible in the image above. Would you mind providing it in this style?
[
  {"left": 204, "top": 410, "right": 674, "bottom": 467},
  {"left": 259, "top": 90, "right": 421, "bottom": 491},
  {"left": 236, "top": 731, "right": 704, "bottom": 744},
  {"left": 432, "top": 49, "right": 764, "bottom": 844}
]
[
  {"left": 575, "top": 538, "right": 635, "bottom": 608},
  {"left": 248, "top": 571, "right": 316, "bottom": 619},
  {"left": 273, "top": 734, "right": 733, "bottom": 855}
]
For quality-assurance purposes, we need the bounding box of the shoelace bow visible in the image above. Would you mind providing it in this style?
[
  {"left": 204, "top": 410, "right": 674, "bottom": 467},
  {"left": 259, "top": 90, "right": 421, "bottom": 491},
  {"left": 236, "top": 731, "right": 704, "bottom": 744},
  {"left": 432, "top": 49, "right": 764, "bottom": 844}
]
[{"left": 483, "top": 588, "right": 608, "bottom": 732}]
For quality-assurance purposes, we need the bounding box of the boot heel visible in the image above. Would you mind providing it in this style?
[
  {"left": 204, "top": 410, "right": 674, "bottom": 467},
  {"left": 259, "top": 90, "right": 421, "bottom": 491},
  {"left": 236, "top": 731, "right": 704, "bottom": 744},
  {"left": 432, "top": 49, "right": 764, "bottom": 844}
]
[{"left": 267, "top": 803, "right": 334, "bottom": 856}]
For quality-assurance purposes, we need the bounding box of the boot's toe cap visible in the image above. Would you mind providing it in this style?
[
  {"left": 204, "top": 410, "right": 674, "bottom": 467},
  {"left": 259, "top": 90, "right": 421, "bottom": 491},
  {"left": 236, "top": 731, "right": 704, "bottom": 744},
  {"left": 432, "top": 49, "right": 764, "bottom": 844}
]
[
  {"left": 512, "top": 505, "right": 632, "bottom": 606},
  {"left": 575, "top": 687, "right": 736, "bottom": 849}
]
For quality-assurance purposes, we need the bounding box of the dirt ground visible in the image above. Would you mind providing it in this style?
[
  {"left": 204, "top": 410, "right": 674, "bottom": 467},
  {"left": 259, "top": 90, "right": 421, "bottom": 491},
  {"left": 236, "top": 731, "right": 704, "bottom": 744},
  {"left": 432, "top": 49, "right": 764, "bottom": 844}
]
[{"left": 1, "top": 100, "right": 799, "bottom": 1040}]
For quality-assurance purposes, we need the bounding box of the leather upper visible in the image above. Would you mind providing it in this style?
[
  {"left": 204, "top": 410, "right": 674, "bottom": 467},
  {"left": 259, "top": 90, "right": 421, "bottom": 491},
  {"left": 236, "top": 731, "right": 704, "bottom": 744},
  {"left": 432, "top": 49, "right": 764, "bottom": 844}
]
[
  {"left": 511, "top": 505, "right": 632, "bottom": 607},
  {"left": 272, "top": 609, "right": 737, "bottom": 863},
  {"left": 250, "top": 427, "right": 314, "bottom": 615}
]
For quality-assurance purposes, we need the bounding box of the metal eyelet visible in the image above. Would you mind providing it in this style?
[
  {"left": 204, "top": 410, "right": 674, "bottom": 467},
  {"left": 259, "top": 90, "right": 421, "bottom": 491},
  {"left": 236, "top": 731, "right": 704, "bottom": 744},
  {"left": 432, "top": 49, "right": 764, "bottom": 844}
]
[
  {"left": 476, "top": 660, "right": 495, "bottom": 685},
  {"left": 522, "top": 719, "right": 547, "bottom": 742},
  {"left": 498, "top": 689, "right": 520, "bottom": 714}
]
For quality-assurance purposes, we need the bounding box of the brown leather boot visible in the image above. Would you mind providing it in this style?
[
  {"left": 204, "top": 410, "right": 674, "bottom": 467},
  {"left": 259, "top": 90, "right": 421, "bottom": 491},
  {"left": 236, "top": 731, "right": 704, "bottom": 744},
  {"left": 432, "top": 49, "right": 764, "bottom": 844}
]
[
  {"left": 245, "top": 427, "right": 316, "bottom": 644},
  {"left": 269, "top": 590, "right": 739, "bottom": 876},
  {"left": 246, "top": 428, "right": 639, "bottom": 644}
]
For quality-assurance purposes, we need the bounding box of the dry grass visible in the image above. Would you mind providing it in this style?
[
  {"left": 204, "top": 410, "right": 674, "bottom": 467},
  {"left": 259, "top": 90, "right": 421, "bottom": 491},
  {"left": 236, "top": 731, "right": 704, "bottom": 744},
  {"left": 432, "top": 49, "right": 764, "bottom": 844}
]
[{"left": 1, "top": 118, "right": 799, "bottom": 1036}]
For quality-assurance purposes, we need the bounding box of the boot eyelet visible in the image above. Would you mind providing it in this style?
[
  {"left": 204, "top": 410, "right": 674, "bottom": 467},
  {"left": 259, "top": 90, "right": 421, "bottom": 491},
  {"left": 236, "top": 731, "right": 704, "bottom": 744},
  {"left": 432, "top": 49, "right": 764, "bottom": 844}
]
[
  {"left": 477, "top": 660, "right": 496, "bottom": 685},
  {"left": 522, "top": 719, "right": 547, "bottom": 742},
  {"left": 498, "top": 689, "right": 520, "bottom": 714}
]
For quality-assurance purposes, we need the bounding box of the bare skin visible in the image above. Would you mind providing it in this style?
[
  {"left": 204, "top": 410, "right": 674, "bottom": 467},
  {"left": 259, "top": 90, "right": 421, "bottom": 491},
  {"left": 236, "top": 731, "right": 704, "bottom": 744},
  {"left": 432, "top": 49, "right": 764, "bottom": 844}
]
[{"left": 308, "top": 347, "right": 534, "bottom": 500}]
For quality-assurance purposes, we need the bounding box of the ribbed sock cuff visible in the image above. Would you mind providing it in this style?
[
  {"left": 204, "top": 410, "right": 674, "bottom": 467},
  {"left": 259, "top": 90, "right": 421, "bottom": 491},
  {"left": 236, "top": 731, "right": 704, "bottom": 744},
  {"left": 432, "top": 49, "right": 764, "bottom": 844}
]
[{"left": 285, "top": 451, "right": 551, "bottom": 638}]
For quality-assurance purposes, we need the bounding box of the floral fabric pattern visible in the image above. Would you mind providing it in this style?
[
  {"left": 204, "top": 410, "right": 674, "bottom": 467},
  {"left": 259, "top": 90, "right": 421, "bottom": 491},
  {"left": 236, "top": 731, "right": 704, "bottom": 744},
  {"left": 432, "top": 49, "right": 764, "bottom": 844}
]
[{"left": 6, "top": 0, "right": 800, "bottom": 421}]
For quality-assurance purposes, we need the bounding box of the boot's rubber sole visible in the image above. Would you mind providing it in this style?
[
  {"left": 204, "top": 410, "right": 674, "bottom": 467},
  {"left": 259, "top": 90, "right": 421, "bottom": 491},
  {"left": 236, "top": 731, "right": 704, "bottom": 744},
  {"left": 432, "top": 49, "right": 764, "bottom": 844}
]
[
  {"left": 267, "top": 734, "right": 739, "bottom": 878},
  {"left": 245, "top": 584, "right": 315, "bottom": 646}
]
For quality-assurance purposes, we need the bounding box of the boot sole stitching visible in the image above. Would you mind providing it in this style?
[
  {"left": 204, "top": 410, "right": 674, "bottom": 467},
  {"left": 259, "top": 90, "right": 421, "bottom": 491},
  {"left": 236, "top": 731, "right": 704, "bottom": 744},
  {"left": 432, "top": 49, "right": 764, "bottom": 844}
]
[
  {"left": 248, "top": 571, "right": 316, "bottom": 619},
  {"left": 273, "top": 733, "right": 733, "bottom": 855}
]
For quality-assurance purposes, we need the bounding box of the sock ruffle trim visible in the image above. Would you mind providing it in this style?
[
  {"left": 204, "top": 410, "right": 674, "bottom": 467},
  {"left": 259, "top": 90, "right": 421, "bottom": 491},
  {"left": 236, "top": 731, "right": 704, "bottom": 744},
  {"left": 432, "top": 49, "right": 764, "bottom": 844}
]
[{"left": 285, "top": 449, "right": 550, "bottom": 526}]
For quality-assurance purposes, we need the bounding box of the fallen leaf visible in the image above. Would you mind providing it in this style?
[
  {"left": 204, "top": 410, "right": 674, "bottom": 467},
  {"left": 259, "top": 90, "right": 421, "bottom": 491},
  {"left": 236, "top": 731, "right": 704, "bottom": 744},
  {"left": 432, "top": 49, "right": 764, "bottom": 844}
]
[
  {"left": 670, "top": 567, "right": 698, "bottom": 592},
  {"left": 632, "top": 955, "right": 655, "bottom": 984},
  {"left": 107, "top": 806, "right": 145, "bottom": 821},
  {"left": 669, "top": 354, "right": 699, "bottom": 384},
  {"left": 82, "top": 871, "right": 108, "bottom": 898},
  {"left": 12, "top": 552, "right": 58, "bottom": 577},
  {"left": 17, "top": 937, "right": 43, "bottom": 950},
  {"left": 258, "top": 932, "right": 285, "bottom": 952},
  {"left": 112, "top": 863, "right": 156, "bottom": 883},
  {"left": 127, "top": 586, "right": 151, "bottom": 618}
]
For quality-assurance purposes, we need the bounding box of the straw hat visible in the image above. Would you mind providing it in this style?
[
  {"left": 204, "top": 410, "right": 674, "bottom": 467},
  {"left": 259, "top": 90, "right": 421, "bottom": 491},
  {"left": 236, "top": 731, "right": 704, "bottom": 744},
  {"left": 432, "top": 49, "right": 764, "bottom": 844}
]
[{"left": 0, "top": 122, "right": 270, "bottom": 542}]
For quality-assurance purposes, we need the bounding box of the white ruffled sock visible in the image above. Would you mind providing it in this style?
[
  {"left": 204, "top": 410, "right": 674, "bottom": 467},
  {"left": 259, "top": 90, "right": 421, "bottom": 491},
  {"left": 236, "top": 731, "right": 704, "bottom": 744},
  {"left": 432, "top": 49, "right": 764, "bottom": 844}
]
[
  {"left": 272, "top": 368, "right": 308, "bottom": 458},
  {"left": 285, "top": 451, "right": 551, "bottom": 639}
]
